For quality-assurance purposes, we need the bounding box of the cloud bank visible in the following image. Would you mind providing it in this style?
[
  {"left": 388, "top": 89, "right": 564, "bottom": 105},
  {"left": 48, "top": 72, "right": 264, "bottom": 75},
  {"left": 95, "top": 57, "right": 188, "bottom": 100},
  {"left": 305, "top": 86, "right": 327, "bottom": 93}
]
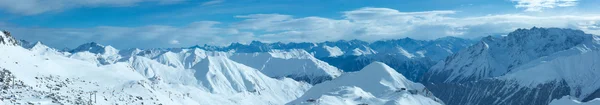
[
  {"left": 512, "top": 0, "right": 578, "bottom": 12},
  {"left": 5, "top": 7, "right": 600, "bottom": 49}
]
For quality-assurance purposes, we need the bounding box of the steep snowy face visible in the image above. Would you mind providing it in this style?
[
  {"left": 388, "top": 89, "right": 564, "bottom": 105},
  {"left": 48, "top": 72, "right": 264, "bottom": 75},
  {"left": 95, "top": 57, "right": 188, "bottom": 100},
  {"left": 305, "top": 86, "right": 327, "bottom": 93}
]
[
  {"left": 131, "top": 48, "right": 231, "bottom": 69},
  {"left": 28, "top": 42, "right": 69, "bottom": 56},
  {"left": 68, "top": 42, "right": 122, "bottom": 65},
  {"left": 288, "top": 62, "right": 442, "bottom": 105},
  {"left": 315, "top": 40, "right": 376, "bottom": 57},
  {"left": 127, "top": 56, "right": 198, "bottom": 85},
  {"left": 0, "top": 30, "right": 18, "bottom": 46},
  {"left": 368, "top": 37, "right": 474, "bottom": 61},
  {"left": 322, "top": 45, "right": 344, "bottom": 57},
  {"left": 191, "top": 56, "right": 311, "bottom": 104},
  {"left": 128, "top": 48, "right": 340, "bottom": 84},
  {"left": 421, "top": 27, "right": 600, "bottom": 105},
  {"left": 425, "top": 27, "right": 598, "bottom": 83},
  {"left": 70, "top": 42, "right": 108, "bottom": 54},
  {"left": 229, "top": 49, "right": 342, "bottom": 84}
]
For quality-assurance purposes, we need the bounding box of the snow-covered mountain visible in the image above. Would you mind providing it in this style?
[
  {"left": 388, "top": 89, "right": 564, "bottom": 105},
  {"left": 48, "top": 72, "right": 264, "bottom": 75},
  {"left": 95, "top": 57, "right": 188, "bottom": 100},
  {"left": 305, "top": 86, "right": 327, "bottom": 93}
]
[
  {"left": 196, "top": 37, "right": 473, "bottom": 82},
  {"left": 118, "top": 48, "right": 342, "bottom": 84},
  {"left": 0, "top": 31, "right": 313, "bottom": 105},
  {"left": 229, "top": 49, "right": 342, "bottom": 84},
  {"left": 192, "top": 36, "right": 473, "bottom": 61},
  {"left": 422, "top": 27, "right": 600, "bottom": 105},
  {"left": 68, "top": 42, "right": 122, "bottom": 65},
  {"left": 287, "top": 62, "right": 443, "bottom": 105},
  {"left": 0, "top": 30, "right": 18, "bottom": 46},
  {"left": 315, "top": 37, "right": 473, "bottom": 81}
]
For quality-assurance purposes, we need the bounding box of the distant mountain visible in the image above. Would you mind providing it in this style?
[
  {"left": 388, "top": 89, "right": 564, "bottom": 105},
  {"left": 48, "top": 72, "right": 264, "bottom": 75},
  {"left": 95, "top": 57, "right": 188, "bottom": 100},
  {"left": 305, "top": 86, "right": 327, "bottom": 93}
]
[
  {"left": 188, "top": 36, "right": 475, "bottom": 82},
  {"left": 193, "top": 36, "right": 474, "bottom": 61},
  {"left": 422, "top": 27, "right": 600, "bottom": 105},
  {"left": 229, "top": 49, "right": 342, "bottom": 84},
  {"left": 59, "top": 35, "right": 474, "bottom": 83}
]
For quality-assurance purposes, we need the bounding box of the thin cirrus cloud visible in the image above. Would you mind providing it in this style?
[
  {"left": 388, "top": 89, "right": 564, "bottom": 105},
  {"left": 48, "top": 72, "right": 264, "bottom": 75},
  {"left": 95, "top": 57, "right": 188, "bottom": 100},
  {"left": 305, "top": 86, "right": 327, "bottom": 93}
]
[
  {"left": 512, "top": 0, "right": 578, "bottom": 12},
  {"left": 0, "top": 0, "right": 184, "bottom": 15},
  {"left": 201, "top": 0, "right": 225, "bottom": 6},
  {"left": 7, "top": 7, "right": 600, "bottom": 49}
]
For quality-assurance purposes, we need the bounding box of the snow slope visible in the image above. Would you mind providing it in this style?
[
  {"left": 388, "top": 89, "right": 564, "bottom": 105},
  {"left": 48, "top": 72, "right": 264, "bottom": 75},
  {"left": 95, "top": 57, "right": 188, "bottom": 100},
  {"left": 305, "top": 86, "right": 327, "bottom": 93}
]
[
  {"left": 68, "top": 42, "right": 122, "bottom": 65},
  {"left": 287, "top": 62, "right": 443, "bottom": 105},
  {"left": 0, "top": 31, "right": 310, "bottom": 105},
  {"left": 422, "top": 27, "right": 600, "bottom": 105},
  {"left": 550, "top": 96, "right": 600, "bottom": 105},
  {"left": 124, "top": 48, "right": 341, "bottom": 84},
  {"left": 425, "top": 27, "right": 596, "bottom": 83},
  {"left": 191, "top": 56, "right": 311, "bottom": 104},
  {"left": 229, "top": 49, "right": 342, "bottom": 84}
]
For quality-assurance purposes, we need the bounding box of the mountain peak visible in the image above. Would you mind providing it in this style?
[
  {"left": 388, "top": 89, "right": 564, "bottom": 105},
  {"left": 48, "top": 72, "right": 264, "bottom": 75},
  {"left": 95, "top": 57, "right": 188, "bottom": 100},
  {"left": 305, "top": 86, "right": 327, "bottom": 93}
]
[
  {"left": 360, "top": 62, "right": 395, "bottom": 73},
  {"left": 508, "top": 27, "right": 588, "bottom": 41},
  {"left": 288, "top": 61, "right": 440, "bottom": 105},
  {"left": 70, "top": 42, "right": 107, "bottom": 53},
  {"left": 0, "top": 30, "right": 19, "bottom": 46}
]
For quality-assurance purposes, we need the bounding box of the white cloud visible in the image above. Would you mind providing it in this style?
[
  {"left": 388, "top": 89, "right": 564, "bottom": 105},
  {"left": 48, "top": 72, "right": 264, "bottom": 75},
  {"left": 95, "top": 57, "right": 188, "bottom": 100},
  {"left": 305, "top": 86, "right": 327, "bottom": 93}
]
[
  {"left": 7, "top": 21, "right": 254, "bottom": 48},
  {"left": 0, "top": 0, "right": 181, "bottom": 15},
  {"left": 7, "top": 7, "right": 600, "bottom": 49},
  {"left": 512, "top": 0, "right": 578, "bottom": 12},
  {"left": 201, "top": 0, "right": 224, "bottom": 6},
  {"left": 169, "top": 40, "right": 180, "bottom": 44},
  {"left": 232, "top": 7, "right": 600, "bottom": 42}
]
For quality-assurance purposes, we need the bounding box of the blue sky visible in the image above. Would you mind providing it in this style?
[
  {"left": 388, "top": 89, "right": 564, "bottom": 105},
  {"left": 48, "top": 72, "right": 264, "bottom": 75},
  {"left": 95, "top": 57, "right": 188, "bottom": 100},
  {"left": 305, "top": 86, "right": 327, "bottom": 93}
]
[{"left": 1, "top": 0, "right": 600, "bottom": 49}]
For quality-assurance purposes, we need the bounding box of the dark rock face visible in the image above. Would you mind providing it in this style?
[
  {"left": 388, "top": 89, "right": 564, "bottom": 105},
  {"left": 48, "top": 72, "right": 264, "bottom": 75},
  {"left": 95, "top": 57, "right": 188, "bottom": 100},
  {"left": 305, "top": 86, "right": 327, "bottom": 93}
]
[
  {"left": 424, "top": 78, "right": 571, "bottom": 105},
  {"left": 419, "top": 28, "right": 600, "bottom": 105},
  {"left": 319, "top": 55, "right": 436, "bottom": 82},
  {"left": 1, "top": 30, "right": 19, "bottom": 46},
  {"left": 583, "top": 88, "right": 600, "bottom": 102}
]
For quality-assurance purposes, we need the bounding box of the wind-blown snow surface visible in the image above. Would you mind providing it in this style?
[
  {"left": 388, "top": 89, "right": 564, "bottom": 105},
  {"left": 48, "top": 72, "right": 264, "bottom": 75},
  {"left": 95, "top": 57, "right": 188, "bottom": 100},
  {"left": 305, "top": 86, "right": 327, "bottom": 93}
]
[
  {"left": 550, "top": 96, "right": 600, "bottom": 105},
  {"left": 287, "top": 62, "right": 443, "bottom": 105},
  {"left": 0, "top": 32, "right": 310, "bottom": 105},
  {"left": 422, "top": 27, "right": 600, "bottom": 105}
]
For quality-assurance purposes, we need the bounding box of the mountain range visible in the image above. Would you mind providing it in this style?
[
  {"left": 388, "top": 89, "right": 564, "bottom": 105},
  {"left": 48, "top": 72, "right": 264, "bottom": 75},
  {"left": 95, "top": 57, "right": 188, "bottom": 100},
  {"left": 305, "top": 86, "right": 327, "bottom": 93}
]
[{"left": 3, "top": 27, "right": 600, "bottom": 105}]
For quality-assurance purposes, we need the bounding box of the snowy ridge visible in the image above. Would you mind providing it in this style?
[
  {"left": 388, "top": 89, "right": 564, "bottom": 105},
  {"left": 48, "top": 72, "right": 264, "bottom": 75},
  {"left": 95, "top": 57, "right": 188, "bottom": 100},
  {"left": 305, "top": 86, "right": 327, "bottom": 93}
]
[
  {"left": 426, "top": 27, "right": 597, "bottom": 83},
  {"left": 550, "top": 96, "right": 600, "bottom": 105},
  {"left": 191, "top": 56, "right": 311, "bottom": 104},
  {"left": 229, "top": 49, "right": 342, "bottom": 84},
  {"left": 322, "top": 45, "right": 344, "bottom": 57},
  {"left": 422, "top": 27, "right": 600, "bottom": 105},
  {"left": 125, "top": 48, "right": 340, "bottom": 84},
  {"left": 29, "top": 41, "right": 68, "bottom": 56},
  {"left": 0, "top": 33, "right": 311, "bottom": 105},
  {"left": 287, "top": 62, "right": 442, "bottom": 105},
  {"left": 0, "top": 30, "right": 18, "bottom": 46},
  {"left": 68, "top": 42, "right": 122, "bottom": 65},
  {"left": 191, "top": 37, "right": 473, "bottom": 60}
]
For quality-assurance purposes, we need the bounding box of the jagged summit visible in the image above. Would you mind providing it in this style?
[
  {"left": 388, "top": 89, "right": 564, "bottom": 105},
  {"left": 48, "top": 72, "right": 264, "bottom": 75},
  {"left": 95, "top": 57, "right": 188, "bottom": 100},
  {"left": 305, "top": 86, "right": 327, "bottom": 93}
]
[
  {"left": 0, "top": 30, "right": 19, "bottom": 46},
  {"left": 421, "top": 27, "right": 600, "bottom": 105},
  {"left": 70, "top": 42, "right": 108, "bottom": 53},
  {"left": 425, "top": 27, "right": 598, "bottom": 83},
  {"left": 229, "top": 49, "right": 343, "bottom": 84}
]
